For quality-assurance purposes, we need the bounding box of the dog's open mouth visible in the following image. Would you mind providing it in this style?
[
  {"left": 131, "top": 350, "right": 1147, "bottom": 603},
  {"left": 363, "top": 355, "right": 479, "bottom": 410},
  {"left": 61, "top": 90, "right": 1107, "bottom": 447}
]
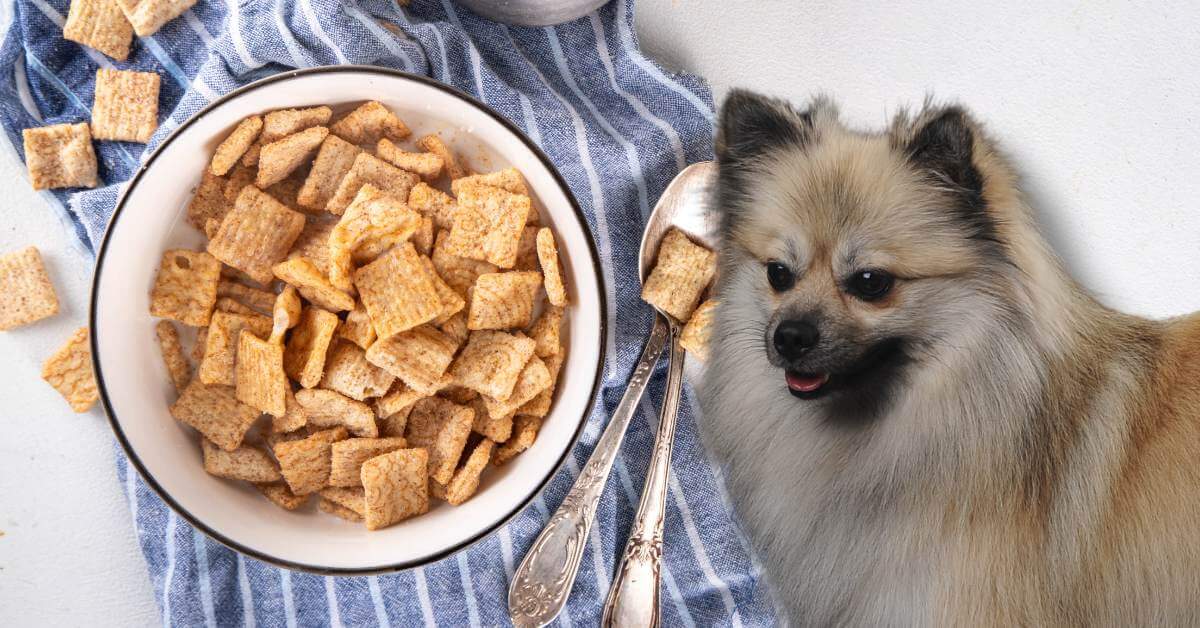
[
  {"left": 785, "top": 371, "right": 831, "bottom": 399},
  {"left": 781, "top": 338, "right": 910, "bottom": 402}
]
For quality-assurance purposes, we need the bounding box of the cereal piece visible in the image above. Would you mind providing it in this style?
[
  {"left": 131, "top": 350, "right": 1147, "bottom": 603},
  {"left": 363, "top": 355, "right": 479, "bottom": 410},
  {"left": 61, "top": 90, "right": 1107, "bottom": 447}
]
[
  {"left": 337, "top": 303, "right": 376, "bottom": 349},
  {"left": 287, "top": 215, "right": 336, "bottom": 275},
  {"left": 448, "top": 331, "right": 536, "bottom": 400},
  {"left": 470, "top": 397, "right": 512, "bottom": 443},
  {"left": 273, "top": 427, "right": 349, "bottom": 495},
  {"left": 408, "top": 182, "right": 458, "bottom": 230},
  {"left": 412, "top": 216, "right": 434, "bottom": 256},
  {"left": 264, "top": 169, "right": 308, "bottom": 209},
  {"left": 208, "top": 186, "right": 306, "bottom": 284},
  {"left": 467, "top": 271, "right": 541, "bottom": 331},
  {"left": 262, "top": 106, "right": 333, "bottom": 144},
  {"left": 255, "top": 482, "right": 308, "bottom": 510},
  {"left": 201, "top": 439, "right": 281, "bottom": 483},
  {"left": 186, "top": 171, "right": 230, "bottom": 231},
  {"left": 319, "top": 498, "right": 362, "bottom": 522},
  {"left": 376, "top": 138, "right": 443, "bottom": 179},
  {"left": 210, "top": 116, "right": 262, "bottom": 176},
  {"left": 269, "top": 285, "right": 301, "bottom": 343},
  {"left": 434, "top": 439, "right": 494, "bottom": 506},
  {"left": 493, "top": 415, "right": 542, "bottom": 465},
  {"left": 197, "top": 311, "right": 271, "bottom": 386},
  {"left": 284, "top": 306, "right": 339, "bottom": 388},
  {"left": 256, "top": 126, "right": 328, "bottom": 188},
  {"left": 527, "top": 305, "right": 563, "bottom": 358},
  {"left": 416, "top": 134, "right": 465, "bottom": 179},
  {"left": 445, "top": 185, "right": 532, "bottom": 269},
  {"left": 216, "top": 280, "right": 274, "bottom": 315},
  {"left": 273, "top": 387, "right": 307, "bottom": 433},
  {"left": 439, "top": 312, "right": 469, "bottom": 346},
  {"left": 235, "top": 330, "right": 287, "bottom": 417},
  {"left": 294, "top": 388, "right": 378, "bottom": 438},
  {"left": 0, "top": 246, "right": 59, "bottom": 331},
  {"left": 380, "top": 405, "right": 413, "bottom": 439},
  {"left": 405, "top": 397, "right": 474, "bottom": 484},
  {"left": 170, "top": 380, "right": 259, "bottom": 451},
  {"left": 320, "top": 486, "right": 366, "bottom": 517},
  {"left": 517, "top": 353, "right": 563, "bottom": 418},
  {"left": 431, "top": 230, "right": 497, "bottom": 299},
  {"left": 439, "top": 385, "right": 478, "bottom": 405},
  {"left": 22, "top": 123, "right": 98, "bottom": 190},
  {"left": 90, "top": 68, "right": 160, "bottom": 143},
  {"left": 641, "top": 228, "right": 716, "bottom": 322},
  {"left": 297, "top": 135, "right": 360, "bottom": 210},
  {"left": 329, "top": 183, "right": 422, "bottom": 292},
  {"left": 376, "top": 381, "right": 425, "bottom": 421},
  {"left": 328, "top": 437, "right": 408, "bottom": 487},
  {"left": 155, "top": 320, "right": 191, "bottom": 392},
  {"left": 149, "top": 249, "right": 221, "bottom": 327},
  {"left": 361, "top": 448, "right": 428, "bottom": 530},
  {"left": 240, "top": 142, "right": 262, "bottom": 168},
  {"left": 325, "top": 152, "right": 418, "bottom": 215},
  {"left": 365, "top": 324, "right": 459, "bottom": 395},
  {"left": 680, "top": 299, "right": 717, "bottom": 361},
  {"left": 330, "top": 101, "right": 411, "bottom": 145},
  {"left": 319, "top": 341, "right": 394, "bottom": 401},
  {"left": 41, "top": 327, "right": 98, "bottom": 412},
  {"left": 411, "top": 259, "right": 462, "bottom": 326},
  {"left": 513, "top": 226, "right": 540, "bottom": 271},
  {"left": 536, "top": 228, "right": 568, "bottom": 306},
  {"left": 353, "top": 243, "right": 443, "bottom": 339},
  {"left": 271, "top": 257, "right": 354, "bottom": 313},
  {"left": 451, "top": 168, "right": 528, "bottom": 197},
  {"left": 114, "top": 0, "right": 197, "bottom": 36},
  {"left": 63, "top": 0, "right": 133, "bottom": 60},
  {"left": 482, "top": 354, "right": 551, "bottom": 419},
  {"left": 192, "top": 327, "right": 208, "bottom": 362},
  {"left": 223, "top": 163, "right": 256, "bottom": 202}
]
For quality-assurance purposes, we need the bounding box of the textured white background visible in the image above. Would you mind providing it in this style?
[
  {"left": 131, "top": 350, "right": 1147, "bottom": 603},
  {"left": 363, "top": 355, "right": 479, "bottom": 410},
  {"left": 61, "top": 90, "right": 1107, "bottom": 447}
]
[{"left": 2, "top": 2, "right": 1198, "bottom": 625}]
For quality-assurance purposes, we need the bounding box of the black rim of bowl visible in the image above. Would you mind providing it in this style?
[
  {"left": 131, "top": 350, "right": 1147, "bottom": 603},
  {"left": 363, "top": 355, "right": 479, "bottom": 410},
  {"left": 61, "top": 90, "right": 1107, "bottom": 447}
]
[{"left": 89, "top": 65, "right": 609, "bottom": 576}]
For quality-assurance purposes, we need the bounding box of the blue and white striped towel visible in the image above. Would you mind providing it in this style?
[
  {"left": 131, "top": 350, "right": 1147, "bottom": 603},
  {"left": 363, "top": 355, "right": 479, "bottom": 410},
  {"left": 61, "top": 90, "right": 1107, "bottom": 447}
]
[{"left": 0, "top": 0, "right": 779, "bottom": 625}]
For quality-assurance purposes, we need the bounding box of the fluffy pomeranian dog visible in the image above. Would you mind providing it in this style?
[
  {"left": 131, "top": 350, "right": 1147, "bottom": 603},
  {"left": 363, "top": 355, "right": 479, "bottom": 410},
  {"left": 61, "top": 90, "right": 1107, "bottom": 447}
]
[{"left": 699, "top": 90, "right": 1200, "bottom": 625}]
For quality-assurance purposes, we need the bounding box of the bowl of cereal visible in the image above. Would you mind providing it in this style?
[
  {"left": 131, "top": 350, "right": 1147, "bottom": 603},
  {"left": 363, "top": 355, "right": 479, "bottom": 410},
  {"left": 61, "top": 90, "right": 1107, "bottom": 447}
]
[{"left": 89, "top": 66, "right": 606, "bottom": 573}]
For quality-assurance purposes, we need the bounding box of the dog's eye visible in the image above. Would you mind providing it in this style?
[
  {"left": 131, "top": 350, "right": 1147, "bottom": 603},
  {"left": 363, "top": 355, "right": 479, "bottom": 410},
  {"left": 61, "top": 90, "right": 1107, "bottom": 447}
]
[
  {"left": 766, "top": 261, "right": 795, "bottom": 291},
  {"left": 847, "top": 270, "right": 894, "bottom": 301}
]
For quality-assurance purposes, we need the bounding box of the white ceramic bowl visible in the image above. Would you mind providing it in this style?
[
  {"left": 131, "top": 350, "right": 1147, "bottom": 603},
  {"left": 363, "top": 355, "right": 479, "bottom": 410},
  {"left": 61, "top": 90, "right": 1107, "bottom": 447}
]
[{"left": 90, "top": 66, "right": 606, "bottom": 574}]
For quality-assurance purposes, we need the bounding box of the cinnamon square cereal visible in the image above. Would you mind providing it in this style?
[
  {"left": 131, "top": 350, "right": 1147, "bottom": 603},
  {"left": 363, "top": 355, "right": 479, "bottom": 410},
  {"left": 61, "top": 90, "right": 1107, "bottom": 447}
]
[
  {"left": 353, "top": 243, "right": 442, "bottom": 339},
  {"left": 283, "top": 306, "right": 339, "bottom": 388},
  {"left": 640, "top": 228, "right": 716, "bottom": 322},
  {"left": 0, "top": 246, "right": 59, "bottom": 331},
  {"left": 208, "top": 186, "right": 306, "bottom": 284},
  {"left": 63, "top": 0, "right": 133, "bottom": 60},
  {"left": 361, "top": 448, "right": 428, "bottom": 530},
  {"left": 405, "top": 397, "right": 473, "bottom": 485},
  {"left": 170, "top": 380, "right": 259, "bottom": 451},
  {"left": 444, "top": 185, "right": 532, "bottom": 269},
  {"left": 466, "top": 271, "right": 542, "bottom": 330},
  {"left": 318, "top": 341, "right": 394, "bottom": 401},
  {"left": 325, "top": 152, "right": 418, "bottom": 215},
  {"left": 364, "top": 324, "right": 458, "bottom": 395},
  {"left": 680, "top": 299, "right": 717, "bottom": 361},
  {"left": 447, "top": 330, "right": 536, "bottom": 402},
  {"left": 210, "top": 116, "right": 262, "bottom": 176},
  {"left": 155, "top": 320, "right": 191, "bottom": 393},
  {"left": 330, "top": 101, "right": 411, "bottom": 145},
  {"left": 235, "top": 330, "right": 288, "bottom": 417},
  {"left": 197, "top": 310, "right": 271, "bottom": 386},
  {"left": 294, "top": 388, "right": 378, "bottom": 438},
  {"left": 42, "top": 327, "right": 98, "bottom": 412},
  {"left": 91, "top": 68, "right": 160, "bottom": 143},
  {"left": 149, "top": 249, "right": 221, "bottom": 327},
  {"left": 23, "top": 123, "right": 98, "bottom": 190},
  {"left": 297, "top": 134, "right": 360, "bottom": 210},
  {"left": 376, "top": 138, "right": 443, "bottom": 179},
  {"left": 202, "top": 439, "right": 281, "bottom": 483},
  {"left": 114, "top": 0, "right": 197, "bottom": 36},
  {"left": 256, "top": 126, "right": 328, "bottom": 188},
  {"left": 328, "top": 437, "right": 408, "bottom": 487}
]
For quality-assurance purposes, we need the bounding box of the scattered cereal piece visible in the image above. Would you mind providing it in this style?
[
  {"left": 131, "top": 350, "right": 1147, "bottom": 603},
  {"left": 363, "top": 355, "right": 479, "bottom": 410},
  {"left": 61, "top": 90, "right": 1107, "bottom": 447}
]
[
  {"left": 319, "top": 498, "right": 363, "bottom": 522},
  {"left": 376, "top": 138, "right": 443, "bottom": 179},
  {"left": 0, "top": 246, "right": 59, "bottom": 331},
  {"left": 451, "top": 167, "right": 528, "bottom": 197},
  {"left": 235, "top": 330, "right": 288, "bottom": 417},
  {"left": 149, "top": 249, "right": 221, "bottom": 327},
  {"left": 210, "top": 116, "right": 262, "bottom": 176},
  {"left": 90, "top": 68, "right": 160, "bottom": 143},
  {"left": 256, "top": 482, "right": 308, "bottom": 510},
  {"left": 297, "top": 134, "right": 360, "bottom": 210},
  {"left": 431, "top": 230, "right": 497, "bottom": 299},
  {"left": 330, "top": 101, "right": 411, "bottom": 145},
  {"left": 641, "top": 228, "right": 716, "bottom": 322},
  {"left": 170, "top": 380, "right": 259, "bottom": 451},
  {"left": 337, "top": 303, "right": 377, "bottom": 349},
  {"left": 283, "top": 306, "right": 339, "bottom": 388},
  {"left": 361, "top": 448, "right": 428, "bottom": 530},
  {"left": 325, "top": 152, "right": 418, "bottom": 216},
  {"left": 365, "top": 324, "right": 458, "bottom": 395},
  {"left": 186, "top": 171, "right": 230, "bottom": 231},
  {"left": 405, "top": 397, "right": 473, "bottom": 484},
  {"left": 319, "top": 341, "right": 394, "bottom": 401},
  {"left": 482, "top": 354, "right": 551, "bottom": 419},
  {"left": 527, "top": 305, "right": 563, "bottom": 358},
  {"left": 63, "top": 0, "right": 133, "bottom": 60},
  {"left": 467, "top": 271, "right": 542, "bottom": 331},
  {"left": 416, "top": 134, "right": 465, "bottom": 179},
  {"left": 328, "top": 437, "right": 408, "bottom": 487},
  {"left": 256, "top": 126, "right": 328, "bottom": 188},
  {"left": 493, "top": 415, "right": 542, "bottom": 465},
  {"left": 155, "top": 320, "right": 191, "bottom": 393},
  {"left": 216, "top": 279, "right": 274, "bottom": 315},
  {"left": 536, "top": 228, "right": 568, "bottom": 306},
  {"left": 41, "top": 327, "right": 98, "bottom": 412},
  {"left": 208, "top": 186, "right": 306, "bottom": 284},
  {"left": 22, "top": 123, "right": 98, "bottom": 190},
  {"left": 448, "top": 331, "right": 536, "bottom": 401},
  {"left": 408, "top": 181, "right": 458, "bottom": 230},
  {"left": 271, "top": 257, "right": 354, "bottom": 313},
  {"left": 114, "top": 0, "right": 197, "bottom": 37},
  {"left": 680, "top": 299, "right": 717, "bottom": 361},
  {"left": 294, "top": 388, "right": 378, "bottom": 437},
  {"left": 517, "top": 353, "right": 562, "bottom": 418},
  {"left": 273, "top": 427, "right": 348, "bottom": 495},
  {"left": 433, "top": 438, "right": 494, "bottom": 506},
  {"left": 329, "top": 183, "right": 422, "bottom": 292},
  {"left": 353, "top": 243, "right": 443, "bottom": 340},
  {"left": 469, "top": 397, "right": 512, "bottom": 443},
  {"left": 273, "top": 387, "right": 307, "bottom": 433},
  {"left": 201, "top": 439, "right": 281, "bottom": 483},
  {"left": 197, "top": 310, "right": 271, "bottom": 386},
  {"left": 445, "top": 185, "right": 532, "bottom": 269}
]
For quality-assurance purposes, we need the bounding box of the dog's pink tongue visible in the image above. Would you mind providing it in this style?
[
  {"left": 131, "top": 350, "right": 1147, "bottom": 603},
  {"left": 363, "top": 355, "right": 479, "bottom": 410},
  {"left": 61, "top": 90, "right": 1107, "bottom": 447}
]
[{"left": 786, "top": 372, "right": 829, "bottom": 393}]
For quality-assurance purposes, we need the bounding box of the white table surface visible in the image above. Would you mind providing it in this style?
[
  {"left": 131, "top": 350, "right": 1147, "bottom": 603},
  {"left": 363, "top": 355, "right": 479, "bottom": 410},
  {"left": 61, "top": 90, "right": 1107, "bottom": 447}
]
[{"left": 2, "top": 2, "right": 1199, "bottom": 626}]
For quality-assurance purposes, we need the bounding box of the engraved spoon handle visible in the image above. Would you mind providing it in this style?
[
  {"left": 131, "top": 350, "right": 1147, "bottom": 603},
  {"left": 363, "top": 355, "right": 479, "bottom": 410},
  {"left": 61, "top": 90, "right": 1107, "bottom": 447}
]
[
  {"left": 601, "top": 320, "right": 684, "bottom": 628},
  {"left": 508, "top": 314, "right": 672, "bottom": 628}
]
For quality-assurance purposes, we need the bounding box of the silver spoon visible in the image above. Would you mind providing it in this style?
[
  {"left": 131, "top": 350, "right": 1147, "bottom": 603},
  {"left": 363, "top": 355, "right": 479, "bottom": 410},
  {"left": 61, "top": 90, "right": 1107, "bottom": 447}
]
[{"left": 507, "top": 162, "right": 718, "bottom": 628}]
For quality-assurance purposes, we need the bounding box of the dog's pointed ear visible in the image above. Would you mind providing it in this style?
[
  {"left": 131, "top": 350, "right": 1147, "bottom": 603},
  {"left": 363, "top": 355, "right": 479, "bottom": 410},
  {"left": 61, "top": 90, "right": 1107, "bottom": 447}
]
[
  {"left": 904, "top": 107, "right": 984, "bottom": 201},
  {"left": 716, "top": 90, "right": 817, "bottom": 167}
]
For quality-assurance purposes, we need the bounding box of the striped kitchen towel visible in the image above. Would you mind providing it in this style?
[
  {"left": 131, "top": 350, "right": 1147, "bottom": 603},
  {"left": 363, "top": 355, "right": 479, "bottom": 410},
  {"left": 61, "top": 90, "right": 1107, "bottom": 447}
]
[{"left": 0, "top": 0, "right": 779, "bottom": 625}]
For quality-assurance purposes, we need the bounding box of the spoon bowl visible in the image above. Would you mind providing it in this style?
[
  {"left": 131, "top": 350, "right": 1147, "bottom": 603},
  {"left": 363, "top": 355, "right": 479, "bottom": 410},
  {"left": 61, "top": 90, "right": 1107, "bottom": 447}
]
[{"left": 637, "top": 161, "right": 721, "bottom": 291}]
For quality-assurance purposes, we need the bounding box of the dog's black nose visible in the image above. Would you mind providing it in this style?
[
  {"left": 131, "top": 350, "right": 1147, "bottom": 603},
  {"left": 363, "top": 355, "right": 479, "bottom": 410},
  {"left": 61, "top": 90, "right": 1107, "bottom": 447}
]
[{"left": 774, "top": 320, "right": 819, "bottom": 358}]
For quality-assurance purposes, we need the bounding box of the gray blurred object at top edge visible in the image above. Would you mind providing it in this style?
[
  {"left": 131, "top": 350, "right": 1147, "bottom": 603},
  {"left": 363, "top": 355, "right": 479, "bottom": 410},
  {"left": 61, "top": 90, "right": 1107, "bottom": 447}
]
[{"left": 454, "top": 0, "right": 610, "bottom": 27}]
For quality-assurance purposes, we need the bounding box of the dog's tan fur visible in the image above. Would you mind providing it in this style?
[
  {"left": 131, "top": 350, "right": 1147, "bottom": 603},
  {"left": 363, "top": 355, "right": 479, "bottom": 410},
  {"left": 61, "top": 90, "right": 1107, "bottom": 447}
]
[{"left": 701, "top": 92, "right": 1200, "bottom": 625}]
